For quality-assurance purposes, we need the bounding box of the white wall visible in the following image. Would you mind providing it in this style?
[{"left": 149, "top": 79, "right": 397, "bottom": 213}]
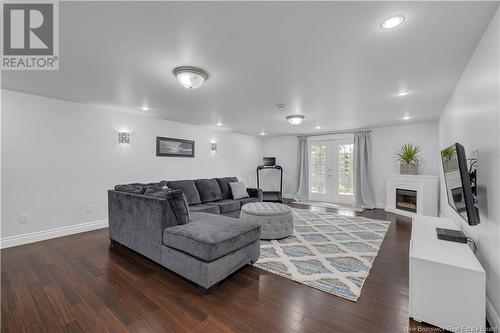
[
  {"left": 371, "top": 121, "right": 439, "bottom": 207},
  {"left": 438, "top": 8, "right": 500, "bottom": 327},
  {"left": 1, "top": 90, "right": 262, "bottom": 240},
  {"left": 261, "top": 121, "right": 439, "bottom": 206},
  {"left": 261, "top": 136, "right": 299, "bottom": 198}
]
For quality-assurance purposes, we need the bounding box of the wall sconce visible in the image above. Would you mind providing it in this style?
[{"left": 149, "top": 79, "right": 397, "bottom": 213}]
[
  {"left": 210, "top": 142, "right": 217, "bottom": 152},
  {"left": 118, "top": 132, "right": 130, "bottom": 144}
]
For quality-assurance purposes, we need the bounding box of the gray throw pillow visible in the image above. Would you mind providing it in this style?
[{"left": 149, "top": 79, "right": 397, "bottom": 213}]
[
  {"left": 230, "top": 182, "right": 249, "bottom": 200},
  {"left": 114, "top": 184, "right": 146, "bottom": 194},
  {"left": 180, "top": 193, "right": 191, "bottom": 222},
  {"left": 144, "top": 188, "right": 190, "bottom": 224},
  {"left": 171, "top": 193, "right": 191, "bottom": 224}
]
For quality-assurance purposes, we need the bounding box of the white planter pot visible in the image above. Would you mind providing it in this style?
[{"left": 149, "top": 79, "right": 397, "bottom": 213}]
[{"left": 400, "top": 164, "right": 418, "bottom": 175}]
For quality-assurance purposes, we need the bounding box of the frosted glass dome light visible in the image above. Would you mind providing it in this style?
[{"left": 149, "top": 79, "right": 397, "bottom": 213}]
[{"left": 173, "top": 66, "right": 208, "bottom": 89}]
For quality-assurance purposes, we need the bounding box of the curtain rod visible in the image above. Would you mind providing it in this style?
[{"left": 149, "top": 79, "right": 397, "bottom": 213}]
[{"left": 297, "top": 128, "right": 371, "bottom": 138}]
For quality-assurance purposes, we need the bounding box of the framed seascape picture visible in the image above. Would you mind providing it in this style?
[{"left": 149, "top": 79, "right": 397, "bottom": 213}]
[{"left": 156, "top": 137, "right": 195, "bottom": 157}]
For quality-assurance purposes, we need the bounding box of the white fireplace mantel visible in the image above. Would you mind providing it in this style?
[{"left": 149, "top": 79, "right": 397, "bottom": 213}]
[{"left": 385, "top": 174, "right": 439, "bottom": 218}]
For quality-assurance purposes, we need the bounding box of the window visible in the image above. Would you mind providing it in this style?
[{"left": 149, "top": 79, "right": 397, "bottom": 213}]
[
  {"left": 338, "top": 144, "right": 354, "bottom": 195},
  {"left": 310, "top": 144, "right": 327, "bottom": 194}
]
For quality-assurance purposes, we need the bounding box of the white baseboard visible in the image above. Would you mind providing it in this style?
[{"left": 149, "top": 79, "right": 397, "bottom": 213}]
[
  {"left": 487, "top": 297, "right": 500, "bottom": 330},
  {"left": 0, "top": 219, "right": 108, "bottom": 249}
]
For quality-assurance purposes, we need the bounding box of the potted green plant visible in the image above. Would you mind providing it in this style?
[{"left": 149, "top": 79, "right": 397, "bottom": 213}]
[
  {"left": 441, "top": 146, "right": 458, "bottom": 173},
  {"left": 395, "top": 143, "right": 422, "bottom": 175}
]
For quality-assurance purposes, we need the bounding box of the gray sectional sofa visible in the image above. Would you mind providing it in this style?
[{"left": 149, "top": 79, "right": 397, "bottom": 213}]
[
  {"left": 108, "top": 177, "right": 263, "bottom": 290},
  {"left": 167, "top": 177, "right": 263, "bottom": 218}
]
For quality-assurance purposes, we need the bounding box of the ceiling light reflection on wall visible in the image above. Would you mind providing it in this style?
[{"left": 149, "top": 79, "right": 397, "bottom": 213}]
[
  {"left": 381, "top": 15, "right": 405, "bottom": 29},
  {"left": 173, "top": 66, "right": 208, "bottom": 89},
  {"left": 286, "top": 115, "right": 305, "bottom": 125}
]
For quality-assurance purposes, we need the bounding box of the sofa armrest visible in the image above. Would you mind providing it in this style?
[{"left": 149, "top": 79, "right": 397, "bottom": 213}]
[
  {"left": 247, "top": 188, "right": 263, "bottom": 202},
  {"left": 108, "top": 190, "right": 178, "bottom": 264}
]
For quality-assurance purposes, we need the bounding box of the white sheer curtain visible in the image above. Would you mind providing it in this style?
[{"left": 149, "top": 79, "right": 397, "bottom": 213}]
[
  {"left": 295, "top": 137, "right": 309, "bottom": 201},
  {"left": 353, "top": 131, "right": 376, "bottom": 209}
]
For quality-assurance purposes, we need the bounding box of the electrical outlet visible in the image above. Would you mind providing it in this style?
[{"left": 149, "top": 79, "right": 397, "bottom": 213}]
[
  {"left": 86, "top": 205, "right": 94, "bottom": 214},
  {"left": 20, "top": 214, "right": 30, "bottom": 224}
]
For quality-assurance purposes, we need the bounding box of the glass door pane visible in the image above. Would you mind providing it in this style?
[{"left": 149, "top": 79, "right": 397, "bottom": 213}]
[
  {"left": 331, "top": 142, "right": 354, "bottom": 204},
  {"left": 309, "top": 141, "right": 331, "bottom": 202},
  {"left": 338, "top": 144, "right": 354, "bottom": 196}
]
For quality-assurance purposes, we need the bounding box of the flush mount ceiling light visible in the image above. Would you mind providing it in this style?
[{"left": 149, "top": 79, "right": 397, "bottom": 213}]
[
  {"left": 381, "top": 15, "right": 405, "bottom": 29},
  {"left": 402, "top": 115, "right": 412, "bottom": 120},
  {"left": 140, "top": 105, "right": 151, "bottom": 111},
  {"left": 173, "top": 66, "right": 208, "bottom": 89},
  {"left": 217, "top": 122, "right": 223, "bottom": 127},
  {"left": 286, "top": 115, "right": 305, "bottom": 125},
  {"left": 260, "top": 131, "right": 266, "bottom": 136},
  {"left": 316, "top": 125, "right": 321, "bottom": 130},
  {"left": 396, "top": 90, "right": 410, "bottom": 96}
]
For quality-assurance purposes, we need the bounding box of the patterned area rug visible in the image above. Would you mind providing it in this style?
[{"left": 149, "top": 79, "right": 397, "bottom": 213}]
[
  {"left": 254, "top": 208, "right": 391, "bottom": 301},
  {"left": 292, "top": 200, "right": 365, "bottom": 212}
]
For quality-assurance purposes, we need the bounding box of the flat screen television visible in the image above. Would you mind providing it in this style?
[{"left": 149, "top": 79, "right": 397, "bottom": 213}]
[{"left": 441, "top": 143, "right": 480, "bottom": 225}]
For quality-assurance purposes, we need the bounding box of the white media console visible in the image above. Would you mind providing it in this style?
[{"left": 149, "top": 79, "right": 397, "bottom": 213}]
[{"left": 410, "top": 215, "right": 485, "bottom": 332}]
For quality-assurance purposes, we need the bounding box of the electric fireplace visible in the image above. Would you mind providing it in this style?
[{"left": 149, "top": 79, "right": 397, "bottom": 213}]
[
  {"left": 396, "top": 188, "right": 417, "bottom": 213},
  {"left": 385, "top": 175, "right": 439, "bottom": 217}
]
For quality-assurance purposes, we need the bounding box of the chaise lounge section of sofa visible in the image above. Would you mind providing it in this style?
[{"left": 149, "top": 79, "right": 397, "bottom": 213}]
[{"left": 108, "top": 178, "right": 262, "bottom": 290}]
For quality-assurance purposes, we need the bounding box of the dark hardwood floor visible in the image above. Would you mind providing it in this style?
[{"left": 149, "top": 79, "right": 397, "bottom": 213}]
[{"left": 1, "top": 203, "right": 441, "bottom": 332}]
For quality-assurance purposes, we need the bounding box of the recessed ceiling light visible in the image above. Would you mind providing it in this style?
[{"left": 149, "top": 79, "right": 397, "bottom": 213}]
[
  {"left": 286, "top": 115, "right": 305, "bottom": 125},
  {"left": 217, "top": 122, "right": 222, "bottom": 127},
  {"left": 173, "top": 66, "right": 208, "bottom": 89},
  {"left": 316, "top": 125, "right": 321, "bottom": 130},
  {"left": 274, "top": 104, "right": 287, "bottom": 110},
  {"left": 396, "top": 90, "right": 410, "bottom": 96},
  {"left": 260, "top": 131, "right": 266, "bottom": 136},
  {"left": 381, "top": 15, "right": 405, "bottom": 29},
  {"left": 402, "top": 115, "right": 412, "bottom": 120},
  {"left": 140, "top": 105, "right": 151, "bottom": 111}
]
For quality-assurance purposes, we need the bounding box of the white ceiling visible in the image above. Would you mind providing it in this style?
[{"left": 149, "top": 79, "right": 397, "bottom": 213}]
[{"left": 2, "top": 2, "right": 498, "bottom": 136}]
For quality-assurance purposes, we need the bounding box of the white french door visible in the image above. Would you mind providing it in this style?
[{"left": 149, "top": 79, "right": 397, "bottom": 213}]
[
  {"left": 308, "top": 139, "right": 354, "bottom": 204},
  {"left": 308, "top": 141, "right": 332, "bottom": 202}
]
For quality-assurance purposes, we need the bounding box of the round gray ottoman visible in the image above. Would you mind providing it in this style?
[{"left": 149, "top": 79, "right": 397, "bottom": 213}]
[{"left": 240, "top": 202, "right": 294, "bottom": 240}]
